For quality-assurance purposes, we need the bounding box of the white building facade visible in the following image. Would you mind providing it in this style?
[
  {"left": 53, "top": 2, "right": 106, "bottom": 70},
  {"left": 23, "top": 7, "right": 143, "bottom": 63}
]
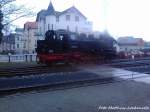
[
  {"left": 36, "top": 2, "right": 93, "bottom": 39},
  {"left": 24, "top": 22, "right": 38, "bottom": 54},
  {"left": 117, "top": 37, "right": 144, "bottom": 52},
  {"left": 14, "top": 28, "right": 26, "bottom": 54}
]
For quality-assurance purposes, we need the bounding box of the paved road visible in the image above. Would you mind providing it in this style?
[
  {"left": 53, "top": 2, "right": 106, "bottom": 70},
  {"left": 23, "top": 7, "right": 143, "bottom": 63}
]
[{"left": 0, "top": 80, "right": 150, "bottom": 112}]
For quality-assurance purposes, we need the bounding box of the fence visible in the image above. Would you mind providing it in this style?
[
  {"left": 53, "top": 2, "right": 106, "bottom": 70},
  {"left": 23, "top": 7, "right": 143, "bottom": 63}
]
[{"left": 0, "top": 54, "right": 37, "bottom": 62}]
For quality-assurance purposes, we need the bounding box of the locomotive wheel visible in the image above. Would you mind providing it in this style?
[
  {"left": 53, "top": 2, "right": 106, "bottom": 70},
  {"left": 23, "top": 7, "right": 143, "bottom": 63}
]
[
  {"left": 37, "top": 57, "right": 43, "bottom": 64},
  {"left": 45, "top": 61, "right": 54, "bottom": 66},
  {"left": 39, "top": 58, "right": 44, "bottom": 64},
  {"left": 64, "top": 60, "right": 70, "bottom": 66}
]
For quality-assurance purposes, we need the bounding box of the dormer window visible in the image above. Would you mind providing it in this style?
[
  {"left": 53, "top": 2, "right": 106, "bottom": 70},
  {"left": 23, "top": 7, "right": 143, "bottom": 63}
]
[
  {"left": 75, "top": 16, "right": 79, "bottom": 22},
  {"left": 66, "top": 15, "right": 70, "bottom": 21}
]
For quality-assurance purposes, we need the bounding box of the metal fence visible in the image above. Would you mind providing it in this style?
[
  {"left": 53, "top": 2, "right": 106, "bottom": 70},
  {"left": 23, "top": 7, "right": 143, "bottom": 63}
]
[{"left": 0, "top": 54, "right": 37, "bottom": 62}]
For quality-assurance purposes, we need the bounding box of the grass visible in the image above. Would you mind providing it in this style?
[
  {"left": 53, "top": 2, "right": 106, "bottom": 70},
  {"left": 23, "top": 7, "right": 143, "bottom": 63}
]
[{"left": 0, "top": 62, "right": 38, "bottom": 68}]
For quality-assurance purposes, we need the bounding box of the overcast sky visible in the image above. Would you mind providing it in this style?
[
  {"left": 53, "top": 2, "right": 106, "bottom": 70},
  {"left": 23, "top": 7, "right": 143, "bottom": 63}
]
[{"left": 13, "top": 0, "right": 150, "bottom": 41}]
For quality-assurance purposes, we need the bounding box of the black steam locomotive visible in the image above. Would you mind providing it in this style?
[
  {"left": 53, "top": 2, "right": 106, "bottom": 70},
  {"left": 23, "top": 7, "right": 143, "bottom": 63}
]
[{"left": 36, "top": 30, "right": 116, "bottom": 65}]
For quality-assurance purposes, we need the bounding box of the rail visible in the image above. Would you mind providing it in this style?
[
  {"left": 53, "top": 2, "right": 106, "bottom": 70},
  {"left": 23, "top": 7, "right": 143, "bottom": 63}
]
[{"left": 111, "top": 57, "right": 150, "bottom": 63}]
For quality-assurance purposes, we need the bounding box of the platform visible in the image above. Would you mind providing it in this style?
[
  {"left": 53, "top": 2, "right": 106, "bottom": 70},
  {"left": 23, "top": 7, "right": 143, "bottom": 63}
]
[{"left": 79, "top": 65, "right": 150, "bottom": 85}]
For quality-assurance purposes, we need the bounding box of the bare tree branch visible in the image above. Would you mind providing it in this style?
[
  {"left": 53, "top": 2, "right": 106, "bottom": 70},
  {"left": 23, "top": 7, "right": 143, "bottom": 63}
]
[
  {"left": 1, "top": 0, "right": 35, "bottom": 33},
  {"left": 4, "top": 14, "right": 32, "bottom": 26},
  {"left": 0, "top": 0, "right": 16, "bottom": 8}
]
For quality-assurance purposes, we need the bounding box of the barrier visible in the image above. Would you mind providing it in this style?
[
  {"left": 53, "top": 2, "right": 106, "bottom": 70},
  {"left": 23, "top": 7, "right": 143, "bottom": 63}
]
[{"left": 0, "top": 54, "right": 37, "bottom": 62}]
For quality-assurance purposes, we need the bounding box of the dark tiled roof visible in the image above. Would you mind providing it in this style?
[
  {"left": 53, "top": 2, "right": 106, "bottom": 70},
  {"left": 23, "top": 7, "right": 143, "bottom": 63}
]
[
  {"left": 46, "top": 1, "right": 55, "bottom": 15},
  {"left": 36, "top": 10, "right": 47, "bottom": 21},
  {"left": 117, "top": 36, "right": 144, "bottom": 45},
  {"left": 24, "top": 22, "right": 38, "bottom": 29}
]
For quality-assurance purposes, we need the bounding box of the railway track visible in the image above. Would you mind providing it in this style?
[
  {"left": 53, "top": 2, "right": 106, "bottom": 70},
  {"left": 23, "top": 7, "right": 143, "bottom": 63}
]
[
  {"left": 111, "top": 57, "right": 150, "bottom": 63},
  {"left": 0, "top": 65, "right": 78, "bottom": 77},
  {"left": 108, "top": 58, "right": 150, "bottom": 75},
  {"left": 1, "top": 70, "right": 150, "bottom": 95},
  {"left": 1, "top": 57, "right": 150, "bottom": 93},
  {"left": 108, "top": 59, "right": 150, "bottom": 68}
]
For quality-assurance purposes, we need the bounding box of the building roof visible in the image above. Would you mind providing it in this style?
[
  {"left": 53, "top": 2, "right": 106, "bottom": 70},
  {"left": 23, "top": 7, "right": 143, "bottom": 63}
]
[
  {"left": 24, "top": 22, "right": 38, "bottom": 29},
  {"left": 58, "top": 6, "right": 86, "bottom": 19},
  {"left": 36, "top": 1, "right": 87, "bottom": 21},
  {"left": 117, "top": 36, "right": 144, "bottom": 46},
  {"left": 15, "top": 28, "right": 24, "bottom": 32},
  {"left": 36, "top": 10, "right": 47, "bottom": 21},
  {"left": 46, "top": 1, "right": 55, "bottom": 15}
]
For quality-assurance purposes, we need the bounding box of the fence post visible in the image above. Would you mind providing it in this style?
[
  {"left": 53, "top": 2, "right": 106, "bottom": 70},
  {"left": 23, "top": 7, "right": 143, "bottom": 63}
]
[
  {"left": 30, "top": 55, "right": 32, "bottom": 62},
  {"left": 132, "top": 72, "right": 134, "bottom": 79},
  {"left": 8, "top": 53, "right": 11, "bottom": 62},
  {"left": 36, "top": 55, "right": 38, "bottom": 62},
  {"left": 25, "top": 54, "right": 28, "bottom": 62}
]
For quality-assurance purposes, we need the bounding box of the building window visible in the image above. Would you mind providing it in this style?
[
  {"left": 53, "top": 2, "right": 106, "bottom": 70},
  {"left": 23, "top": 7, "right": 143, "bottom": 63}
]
[
  {"left": 66, "top": 15, "right": 70, "bottom": 21},
  {"left": 40, "top": 27, "right": 42, "bottom": 33},
  {"left": 23, "top": 43, "right": 26, "bottom": 48},
  {"left": 52, "top": 24, "right": 53, "bottom": 30},
  {"left": 17, "top": 37, "right": 19, "bottom": 41},
  {"left": 13, "top": 45, "right": 15, "bottom": 49},
  {"left": 17, "top": 44, "right": 19, "bottom": 48},
  {"left": 48, "top": 24, "right": 50, "bottom": 30},
  {"left": 75, "top": 26, "right": 78, "bottom": 32},
  {"left": 67, "top": 25, "right": 69, "bottom": 31},
  {"left": 40, "top": 18, "right": 42, "bottom": 21},
  {"left": 75, "top": 16, "right": 79, "bottom": 22},
  {"left": 56, "top": 16, "right": 59, "bottom": 22}
]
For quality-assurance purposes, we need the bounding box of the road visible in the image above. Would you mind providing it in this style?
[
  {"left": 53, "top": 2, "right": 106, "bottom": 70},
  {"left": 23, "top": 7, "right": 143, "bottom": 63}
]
[{"left": 0, "top": 80, "right": 150, "bottom": 112}]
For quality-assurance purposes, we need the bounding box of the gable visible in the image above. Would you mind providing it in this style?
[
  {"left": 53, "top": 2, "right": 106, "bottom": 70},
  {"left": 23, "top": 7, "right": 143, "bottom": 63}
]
[
  {"left": 36, "top": 5, "right": 87, "bottom": 22},
  {"left": 58, "top": 7, "right": 87, "bottom": 19}
]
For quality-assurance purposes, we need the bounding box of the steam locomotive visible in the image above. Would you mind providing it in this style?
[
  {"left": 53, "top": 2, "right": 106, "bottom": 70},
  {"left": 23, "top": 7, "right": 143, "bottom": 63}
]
[{"left": 36, "top": 30, "right": 116, "bottom": 65}]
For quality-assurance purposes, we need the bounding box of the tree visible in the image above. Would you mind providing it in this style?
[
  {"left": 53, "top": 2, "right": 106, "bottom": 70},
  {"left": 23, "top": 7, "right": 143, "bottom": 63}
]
[
  {"left": 0, "top": 0, "right": 34, "bottom": 42},
  {"left": 1, "top": 0, "right": 34, "bottom": 25},
  {"left": 0, "top": 9, "right": 3, "bottom": 42}
]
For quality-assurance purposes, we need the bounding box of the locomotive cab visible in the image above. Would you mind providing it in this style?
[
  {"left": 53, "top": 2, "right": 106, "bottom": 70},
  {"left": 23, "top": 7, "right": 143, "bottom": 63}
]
[{"left": 36, "top": 30, "right": 71, "bottom": 64}]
